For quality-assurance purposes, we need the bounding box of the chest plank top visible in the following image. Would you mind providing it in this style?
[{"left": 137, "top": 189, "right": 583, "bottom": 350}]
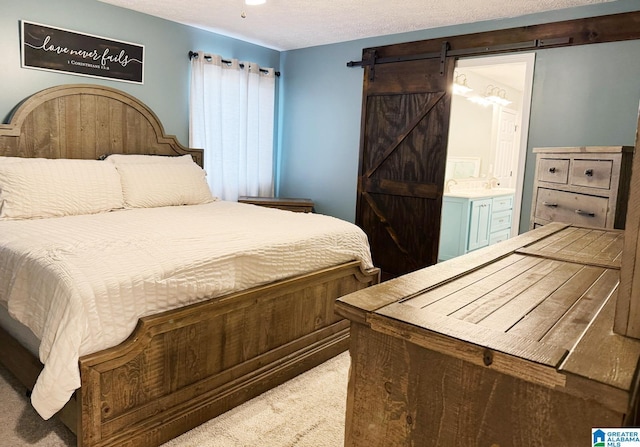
[{"left": 337, "top": 222, "right": 640, "bottom": 446}]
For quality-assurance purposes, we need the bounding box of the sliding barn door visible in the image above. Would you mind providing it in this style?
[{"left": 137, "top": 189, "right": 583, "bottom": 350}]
[{"left": 356, "top": 51, "right": 455, "bottom": 277}]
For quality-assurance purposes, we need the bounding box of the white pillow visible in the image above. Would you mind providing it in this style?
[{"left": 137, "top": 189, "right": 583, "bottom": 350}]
[
  {"left": 0, "top": 159, "right": 124, "bottom": 220},
  {"left": 105, "top": 154, "right": 195, "bottom": 165},
  {"left": 116, "top": 163, "right": 215, "bottom": 208}
]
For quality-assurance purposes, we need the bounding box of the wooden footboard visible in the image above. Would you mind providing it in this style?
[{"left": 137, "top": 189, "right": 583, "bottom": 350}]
[{"left": 58, "top": 261, "right": 376, "bottom": 447}]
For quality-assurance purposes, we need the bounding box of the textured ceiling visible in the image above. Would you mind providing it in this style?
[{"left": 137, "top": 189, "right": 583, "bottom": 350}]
[{"left": 99, "top": 0, "right": 614, "bottom": 51}]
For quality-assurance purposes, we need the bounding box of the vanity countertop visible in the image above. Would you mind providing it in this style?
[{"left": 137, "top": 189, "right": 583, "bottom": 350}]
[{"left": 444, "top": 187, "right": 515, "bottom": 199}]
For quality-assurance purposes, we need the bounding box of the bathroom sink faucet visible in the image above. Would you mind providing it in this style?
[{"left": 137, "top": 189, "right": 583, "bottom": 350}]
[{"left": 445, "top": 178, "right": 458, "bottom": 193}]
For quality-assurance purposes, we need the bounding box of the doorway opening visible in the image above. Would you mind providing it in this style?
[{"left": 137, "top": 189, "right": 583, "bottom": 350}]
[{"left": 438, "top": 53, "right": 535, "bottom": 261}]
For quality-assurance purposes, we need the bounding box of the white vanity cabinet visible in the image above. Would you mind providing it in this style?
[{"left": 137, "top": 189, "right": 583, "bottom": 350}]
[
  {"left": 438, "top": 191, "right": 515, "bottom": 261},
  {"left": 466, "top": 198, "right": 492, "bottom": 252}
]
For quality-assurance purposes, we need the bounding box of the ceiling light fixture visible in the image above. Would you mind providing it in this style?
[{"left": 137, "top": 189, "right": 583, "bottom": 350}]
[{"left": 241, "top": 0, "right": 265, "bottom": 18}]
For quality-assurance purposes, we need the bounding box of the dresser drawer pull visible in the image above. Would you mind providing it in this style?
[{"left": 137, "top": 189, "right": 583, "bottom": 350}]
[
  {"left": 575, "top": 209, "right": 595, "bottom": 217},
  {"left": 548, "top": 167, "right": 556, "bottom": 173},
  {"left": 542, "top": 201, "right": 558, "bottom": 207},
  {"left": 584, "top": 169, "right": 594, "bottom": 176}
]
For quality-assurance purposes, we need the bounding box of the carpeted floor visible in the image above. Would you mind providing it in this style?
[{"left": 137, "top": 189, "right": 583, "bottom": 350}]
[{"left": 0, "top": 352, "right": 350, "bottom": 447}]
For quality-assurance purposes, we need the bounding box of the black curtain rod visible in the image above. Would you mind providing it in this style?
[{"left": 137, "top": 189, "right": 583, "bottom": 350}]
[{"left": 189, "top": 51, "right": 280, "bottom": 76}]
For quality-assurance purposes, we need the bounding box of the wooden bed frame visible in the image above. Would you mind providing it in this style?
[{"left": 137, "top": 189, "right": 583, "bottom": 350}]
[{"left": 0, "top": 84, "right": 380, "bottom": 447}]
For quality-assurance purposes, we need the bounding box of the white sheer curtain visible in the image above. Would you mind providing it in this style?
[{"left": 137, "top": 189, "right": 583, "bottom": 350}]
[{"left": 189, "top": 52, "right": 276, "bottom": 201}]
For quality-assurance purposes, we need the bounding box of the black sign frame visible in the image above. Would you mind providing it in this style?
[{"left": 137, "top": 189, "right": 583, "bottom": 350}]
[{"left": 21, "top": 21, "right": 145, "bottom": 84}]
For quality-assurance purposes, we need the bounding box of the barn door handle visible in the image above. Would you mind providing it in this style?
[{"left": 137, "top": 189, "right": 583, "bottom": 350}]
[
  {"left": 575, "top": 209, "right": 595, "bottom": 217},
  {"left": 542, "top": 202, "right": 558, "bottom": 207},
  {"left": 548, "top": 167, "right": 556, "bottom": 173},
  {"left": 584, "top": 169, "right": 594, "bottom": 176}
]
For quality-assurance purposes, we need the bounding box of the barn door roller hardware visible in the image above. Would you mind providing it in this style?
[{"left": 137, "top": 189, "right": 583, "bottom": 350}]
[
  {"left": 439, "top": 41, "right": 449, "bottom": 75},
  {"left": 347, "top": 37, "right": 570, "bottom": 80}
]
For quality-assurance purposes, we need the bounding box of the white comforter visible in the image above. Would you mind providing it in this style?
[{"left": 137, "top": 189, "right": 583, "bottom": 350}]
[{"left": 0, "top": 201, "right": 373, "bottom": 419}]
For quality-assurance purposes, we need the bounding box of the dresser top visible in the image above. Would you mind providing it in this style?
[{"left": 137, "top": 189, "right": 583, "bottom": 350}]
[
  {"left": 237, "top": 196, "right": 313, "bottom": 206},
  {"left": 533, "top": 145, "right": 633, "bottom": 154}
]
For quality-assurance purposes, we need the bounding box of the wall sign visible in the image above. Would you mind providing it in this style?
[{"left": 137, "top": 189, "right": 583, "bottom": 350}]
[{"left": 21, "top": 21, "right": 144, "bottom": 84}]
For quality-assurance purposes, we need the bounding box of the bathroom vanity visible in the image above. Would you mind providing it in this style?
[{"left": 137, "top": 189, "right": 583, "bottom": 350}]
[{"left": 438, "top": 188, "right": 515, "bottom": 261}]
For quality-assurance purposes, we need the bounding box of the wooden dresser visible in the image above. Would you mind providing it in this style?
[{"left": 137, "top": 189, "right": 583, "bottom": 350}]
[
  {"left": 529, "top": 146, "right": 633, "bottom": 230},
  {"left": 336, "top": 223, "right": 640, "bottom": 446}
]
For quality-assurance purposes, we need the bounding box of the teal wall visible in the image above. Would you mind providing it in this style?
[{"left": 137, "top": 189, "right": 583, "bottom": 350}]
[
  {"left": 2, "top": 0, "right": 640, "bottom": 231},
  {"left": 278, "top": 0, "right": 640, "bottom": 229},
  {"left": 0, "top": 0, "right": 280, "bottom": 146}
]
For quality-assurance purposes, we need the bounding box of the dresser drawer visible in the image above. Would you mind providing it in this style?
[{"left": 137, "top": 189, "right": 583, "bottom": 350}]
[
  {"left": 535, "top": 188, "right": 608, "bottom": 227},
  {"left": 492, "top": 195, "right": 513, "bottom": 212},
  {"left": 538, "top": 158, "right": 569, "bottom": 184},
  {"left": 490, "top": 209, "right": 512, "bottom": 231},
  {"left": 570, "top": 159, "right": 613, "bottom": 190}
]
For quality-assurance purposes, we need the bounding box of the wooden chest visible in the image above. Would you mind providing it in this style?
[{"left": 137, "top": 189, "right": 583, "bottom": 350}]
[
  {"left": 529, "top": 146, "right": 633, "bottom": 230},
  {"left": 336, "top": 223, "right": 640, "bottom": 446}
]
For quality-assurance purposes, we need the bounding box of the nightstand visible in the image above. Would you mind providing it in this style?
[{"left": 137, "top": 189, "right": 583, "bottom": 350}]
[{"left": 238, "top": 196, "right": 315, "bottom": 213}]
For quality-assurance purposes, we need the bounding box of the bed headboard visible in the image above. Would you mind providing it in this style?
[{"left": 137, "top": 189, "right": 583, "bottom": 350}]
[{"left": 0, "top": 84, "right": 203, "bottom": 167}]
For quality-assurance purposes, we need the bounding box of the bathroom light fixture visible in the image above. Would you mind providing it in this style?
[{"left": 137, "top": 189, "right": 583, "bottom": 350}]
[
  {"left": 467, "top": 95, "right": 492, "bottom": 107},
  {"left": 485, "top": 85, "right": 512, "bottom": 106},
  {"left": 452, "top": 72, "right": 473, "bottom": 96},
  {"left": 467, "top": 85, "right": 511, "bottom": 107}
]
